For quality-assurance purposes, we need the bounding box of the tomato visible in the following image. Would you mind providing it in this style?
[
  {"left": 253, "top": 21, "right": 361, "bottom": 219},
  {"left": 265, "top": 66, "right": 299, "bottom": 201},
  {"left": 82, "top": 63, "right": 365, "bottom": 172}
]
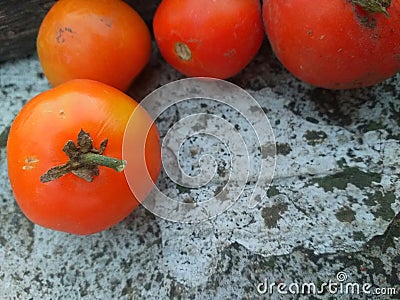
[
  {"left": 37, "top": 0, "right": 151, "bottom": 91},
  {"left": 6, "top": 79, "right": 161, "bottom": 235},
  {"left": 263, "top": 0, "right": 400, "bottom": 89},
  {"left": 153, "top": 0, "right": 264, "bottom": 79}
]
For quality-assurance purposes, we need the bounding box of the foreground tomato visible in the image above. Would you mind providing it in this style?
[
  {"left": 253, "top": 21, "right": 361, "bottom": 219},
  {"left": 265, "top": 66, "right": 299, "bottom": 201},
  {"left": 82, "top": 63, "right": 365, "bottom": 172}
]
[
  {"left": 263, "top": 0, "right": 400, "bottom": 89},
  {"left": 7, "top": 79, "right": 161, "bottom": 235},
  {"left": 37, "top": 0, "right": 151, "bottom": 91},
  {"left": 153, "top": 0, "right": 264, "bottom": 79}
]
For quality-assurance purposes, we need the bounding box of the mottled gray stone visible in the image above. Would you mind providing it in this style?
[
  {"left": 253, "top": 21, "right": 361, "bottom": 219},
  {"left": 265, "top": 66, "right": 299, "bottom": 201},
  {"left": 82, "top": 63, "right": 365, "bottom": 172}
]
[{"left": 0, "top": 42, "right": 399, "bottom": 299}]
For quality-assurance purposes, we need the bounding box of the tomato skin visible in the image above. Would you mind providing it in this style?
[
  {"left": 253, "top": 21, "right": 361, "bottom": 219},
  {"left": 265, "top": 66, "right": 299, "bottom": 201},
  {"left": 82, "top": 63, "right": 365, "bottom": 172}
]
[
  {"left": 6, "top": 79, "right": 161, "bottom": 235},
  {"left": 153, "top": 0, "right": 264, "bottom": 79},
  {"left": 37, "top": 0, "right": 151, "bottom": 91},
  {"left": 263, "top": 0, "right": 400, "bottom": 89}
]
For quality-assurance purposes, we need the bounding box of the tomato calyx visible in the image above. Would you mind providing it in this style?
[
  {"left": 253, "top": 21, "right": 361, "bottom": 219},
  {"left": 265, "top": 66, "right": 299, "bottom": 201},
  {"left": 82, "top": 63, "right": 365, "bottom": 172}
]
[
  {"left": 40, "top": 129, "right": 126, "bottom": 183},
  {"left": 351, "top": 0, "right": 391, "bottom": 16}
]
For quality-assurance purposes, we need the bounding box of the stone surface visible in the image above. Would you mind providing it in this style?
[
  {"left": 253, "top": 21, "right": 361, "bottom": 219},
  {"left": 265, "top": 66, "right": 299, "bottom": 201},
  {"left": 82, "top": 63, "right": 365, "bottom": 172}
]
[{"left": 0, "top": 42, "right": 399, "bottom": 299}]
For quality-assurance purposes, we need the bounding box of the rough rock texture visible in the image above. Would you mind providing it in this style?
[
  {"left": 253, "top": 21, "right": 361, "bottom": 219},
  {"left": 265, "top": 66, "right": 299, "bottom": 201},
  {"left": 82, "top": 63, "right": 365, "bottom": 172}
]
[{"left": 0, "top": 41, "right": 399, "bottom": 299}]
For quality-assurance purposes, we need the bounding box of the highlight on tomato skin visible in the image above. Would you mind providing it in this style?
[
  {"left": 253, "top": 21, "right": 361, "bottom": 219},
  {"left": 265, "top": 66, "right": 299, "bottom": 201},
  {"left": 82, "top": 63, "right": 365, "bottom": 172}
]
[
  {"left": 6, "top": 79, "right": 162, "bottom": 235},
  {"left": 36, "top": 0, "right": 152, "bottom": 92},
  {"left": 262, "top": 0, "right": 400, "bottom": 89},
  {"left": 153, "top": 0, "right": 265, "bottom": 79}
]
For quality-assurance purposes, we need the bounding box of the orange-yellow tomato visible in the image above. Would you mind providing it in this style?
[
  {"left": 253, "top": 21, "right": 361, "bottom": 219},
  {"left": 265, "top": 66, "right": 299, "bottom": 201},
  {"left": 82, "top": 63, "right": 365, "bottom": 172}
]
[
  {"left": 37, "top": 0, "right": 151, "bottom": 91},
  {"left": 7, "top": 79, "right": 161, "bottom": 235}
]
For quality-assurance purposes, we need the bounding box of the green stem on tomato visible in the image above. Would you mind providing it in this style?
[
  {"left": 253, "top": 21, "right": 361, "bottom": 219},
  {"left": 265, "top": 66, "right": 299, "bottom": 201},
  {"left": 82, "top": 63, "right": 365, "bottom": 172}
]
[
  {"left": 81, "top": 153, "right": 126, "bottom": 173},
  {"left": 351, "top": 0, "right": 392, "bottom": 16}
]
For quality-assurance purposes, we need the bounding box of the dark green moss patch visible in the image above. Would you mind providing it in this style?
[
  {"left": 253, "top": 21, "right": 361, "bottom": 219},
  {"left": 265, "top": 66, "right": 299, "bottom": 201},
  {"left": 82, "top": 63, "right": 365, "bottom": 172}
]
[
  {"left": 303, "top": 130, "right": 327, "bottom": 146},
  {"left": 387, "top": 132, "right": 400, "bottom": 140},
  {"left": 257, "top": 256, "right": 277, "bottom": 270},
  {"left": 335, "top": 206, "right": 356, "bottom": 223},
  {"left": 276, "top": 143, "right": 292, "bottom": 155},
  {"left": 312, "top": 167, "right": 381, "bottom": 192},
  {"left": 176, "top": 184, "right": 191, "bottom": 194},
  {"left": 337, "top": 158, "right": 347, "bottom": 168},
  {"left": 369, "top": 191, "right": 396, "bottom": 221},
  {"left": 261, "top": 202, "right": 288, "bottom": 228},
  {"left": 352, "top": 231, "right": 366, "bottom": 241},
  {"left": 267, "top": 185, "right": 280, "bottom": 198},
  {"left": 359, "top": 120, "right": 385, "bottom": 132}
]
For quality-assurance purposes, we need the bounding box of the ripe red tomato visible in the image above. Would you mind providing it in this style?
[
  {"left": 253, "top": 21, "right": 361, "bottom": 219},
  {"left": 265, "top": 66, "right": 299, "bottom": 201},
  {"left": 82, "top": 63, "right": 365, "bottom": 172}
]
[
  {"left": 7, "top": 79, "right": 161, "bottom": 235},
  {"left": 153, "top": 0, "right": 264, "bottom": 79},
  {"left": 37, "top": 0, "right": 151, "bottom": 91},
  {"left": 263, "top": 0, "right": 400, "bottom": 89}
]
